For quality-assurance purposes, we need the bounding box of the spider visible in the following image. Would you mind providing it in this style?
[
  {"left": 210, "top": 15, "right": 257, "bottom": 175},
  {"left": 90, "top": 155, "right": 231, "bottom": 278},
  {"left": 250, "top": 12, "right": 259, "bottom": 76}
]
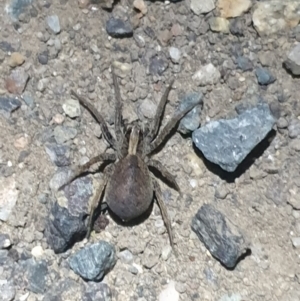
[{"left": 61, "top": 72, "right": 200, "bottom": 252}]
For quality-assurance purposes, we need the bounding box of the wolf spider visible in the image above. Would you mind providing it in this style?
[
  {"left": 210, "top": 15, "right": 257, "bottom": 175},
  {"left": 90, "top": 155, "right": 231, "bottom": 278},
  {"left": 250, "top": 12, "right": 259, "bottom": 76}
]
[{"left": 62, "top": 72, "right": 200, "bottom": 252}]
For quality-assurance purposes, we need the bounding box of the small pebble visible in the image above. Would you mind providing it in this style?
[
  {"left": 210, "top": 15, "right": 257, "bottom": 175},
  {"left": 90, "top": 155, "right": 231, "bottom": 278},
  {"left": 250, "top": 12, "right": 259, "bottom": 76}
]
[
  {"left": 291, "top": 237, "right": 300, "bottom": 248},
  {"left": 106, "top": 18, "right": 133, "bottom": 38},
  {"left": 133, "top": 0, "right": 147, "bottom": 14},
  {"left": 161, "top": 245, "right": 172, "bottom": 261},
  {"left": 62, "top": 99, "right": 81, "bottom": 118},
  {"left": 169, "top": 47, "right": 181, "bottom": 64},
  {"left": 0, "top": 233, "right": 11, "bottom": 249},
  {"left": 8, "top": 52, "right": 26, "bottom": 67},
  {"left": 46, "top": 15, "right": 61, "bottom": 34},
  {"left": 255, "top": 67, "right": 276, "bottom": 85},
  {"left": 31, "top": 246, "right": 44, "bottom": 258}
]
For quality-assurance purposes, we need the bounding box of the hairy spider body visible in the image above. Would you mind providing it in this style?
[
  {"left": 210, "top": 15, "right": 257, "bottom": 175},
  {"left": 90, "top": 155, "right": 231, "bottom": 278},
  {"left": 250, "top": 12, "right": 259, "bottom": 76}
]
[
  {"left": 60, "top": 72, "right": 201, "bottom": 252},
  {"left": 105, "top": 154, "right": 153, "bottom": 222}
]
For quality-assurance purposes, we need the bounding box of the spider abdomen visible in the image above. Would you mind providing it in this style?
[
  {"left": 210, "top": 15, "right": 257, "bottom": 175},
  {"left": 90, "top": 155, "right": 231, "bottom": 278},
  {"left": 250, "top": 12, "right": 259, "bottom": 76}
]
[{"left": 105, "top": 154, "right": 153, "bottom": 222}]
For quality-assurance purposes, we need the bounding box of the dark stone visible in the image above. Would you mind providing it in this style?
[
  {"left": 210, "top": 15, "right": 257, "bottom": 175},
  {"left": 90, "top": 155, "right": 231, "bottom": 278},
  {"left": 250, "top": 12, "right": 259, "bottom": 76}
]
[
  {"left": 106, "top": 18, "right": 133, "bottom": 38},
  {"left": 0, "top": 97, "right": 22, "bottom": 118},
  {"left": 191, "top": 204, "right": 249, "bottom": 268},
  {"left": 68, "top": 241, "right": 116, "bottom": 281},
  {"left": 38, "top": 50, "right": 49, "bottom": 65},
  {"left": 45, "top": 144, "right": 71, "bottom": 167},
  {"left": 178, "top": 92, "right": 203, "bottom": 134},
  {"left": 83, "top": 282, "right": 112, "bottom": 301},
  {"left": 149, "top": 53, "right": 168, "bottom": 76},
  {"left": 45, "top": 202, "right": 87, "bottom": 253},
  {"left": 192, "top": 103, "right": 276, "bottom": 172},
  {"left": 236, "top": 56, "right": 253, "bottom": 71},
  {"left": 230, "top": 18, "right": 245, "bottom": 36},
  {"left": 0, "top": 41, "right": 15, "bottom": 52},
  {"left": 255, "top": 67, "right": 276, "bottom": 85}
]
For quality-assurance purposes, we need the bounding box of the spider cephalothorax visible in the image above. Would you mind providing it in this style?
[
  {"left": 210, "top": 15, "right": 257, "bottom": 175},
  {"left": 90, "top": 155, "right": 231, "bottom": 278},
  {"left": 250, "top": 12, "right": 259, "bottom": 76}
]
[{"left": 60, "top": 72, "right": 200, "bottom": 252}]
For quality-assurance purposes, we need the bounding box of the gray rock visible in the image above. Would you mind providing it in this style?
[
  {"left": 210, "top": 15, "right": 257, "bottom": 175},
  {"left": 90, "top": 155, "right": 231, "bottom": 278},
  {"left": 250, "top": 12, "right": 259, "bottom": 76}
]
[
  {"left": 169, "top": 47, "right": 181, "bottom": 64},
  {"left": 45, "top": 143, "right": 71, "bottom": 167},
  {"left": 68, "top": 241, "right": 116, "bottom": 281},
  {"left": 46, "top": 15, "right": 61, "bottom": 34},
  {"left": 45, "top": 201, "right": 87, "bottom": 253},
  {"left": 106, "top": 18, "right": 133, "bottom": 38},
  {"left": 0, "top": 280, "right": 15, "bottom": 301},
  {"left": 6, "top": 68, "right": 30, "bottom": 94},
  {"left": 149, "top": 53, "right": 169, "bottom": 76},
  {"left": 22, "top": 93, "right": 35, "bottom": 108},
  {"left": 49, "top": 168, "right": 73, "bottom": 191},
  {"left": 83, "top": 282, "right": 112, "bottom": 301},
  {"left": 0, "top": 177, "right": 19, "bottom": 222},
  {"left": 236, "top": 56, "right": 253, "bottom": 71},
  {"left": 191, "top": 204, "right": 249, "bottom": 268},
  {"left": 192, "top": 63, "right": 221, "bottom": 86},
  {"left": 192, "top": 103, "right": 276, "bottom": 172},
  {"left": 54, "top": 125, "right": 77, "bottom": 144},
  {"left": 25, "top": 258, "right": 48, "bottom": 294},
  {"left": 0, "top": 96, "right": 21, "bottom": 118},
  {"left": 62, "top": 98, "right": 80, "bottom": 118},
  {"left": 6, "top": 0, "right": 33, "bottom": 21},
  {"left": 178, "top": 92, "right": 203, "bottom": 134},
  {"left": 0, "top": 41, "right": 15, "bottom": 52},
  {"left": 118, "top": 249, "right": 134, "bottom": 264},
  {"left": 38, "top": 50, "right": 49, "bottom": 65},
  {"left": 288, "top": 119, "right": 300, "bottom": 138},
  {"left": 255, "top": 67, "right": 276, "bottom": 85},
  {"left": 230, "top": 18, "right": 245, "bottom": 36},
  {"left": 0, "top": 233, "right": 11, "bottom": 249},
  {"left": 190, "top": 0, "right": 215, "bottom": 15},
  {"left": 47, "top": 171, "right": 94, "bottom": 253},
  {"left": 284, "top": 43, "right": 300, "bottom": 75}
]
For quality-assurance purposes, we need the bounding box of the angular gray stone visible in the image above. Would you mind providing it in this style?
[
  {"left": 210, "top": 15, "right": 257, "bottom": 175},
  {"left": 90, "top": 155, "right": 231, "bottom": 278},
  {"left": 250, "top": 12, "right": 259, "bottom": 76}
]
[
  {"left": 54, "top": 125, "right": 77, "bottom": 144},
  {"left": 45, "top": 143, "right": 71, "bottom": 167},
  {"left": 106, "top": 18, "right": 133, "bottom": 38},
  {"left": 255, "top": 67, "right": 276, "bottom": 85},
  {"left": 0, "top": 96, "right": 21, "bottom": 118},
  {"left": 24, "top": 258, "right": 48, "bottom": 294},
  {"left": 284, "top": 43, "right": 300, "bottom": 75},
  {"left": 68, "top": 241, "right": 116, "bottom": 281},
  {"left": 178, "top": 92, "right": 203, "bottom": 134},
  {"left": 191, "top": 204, "right": 249, "bottom": 268},
  {"left": 46, "top": 15, "right": 61, "bottom": 34},
  {"left": 192, "top": 103, "right": 276, "bottom": 172},
  {"left": 46, "top": 172, "right": 94, "bottom": 253}
]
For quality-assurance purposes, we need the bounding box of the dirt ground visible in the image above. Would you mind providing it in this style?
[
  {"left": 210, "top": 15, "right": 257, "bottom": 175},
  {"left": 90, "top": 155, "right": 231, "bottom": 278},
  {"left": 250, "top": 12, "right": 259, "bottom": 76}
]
[{"left": 1, "top": 0, "right": 300, "bottom": 300}]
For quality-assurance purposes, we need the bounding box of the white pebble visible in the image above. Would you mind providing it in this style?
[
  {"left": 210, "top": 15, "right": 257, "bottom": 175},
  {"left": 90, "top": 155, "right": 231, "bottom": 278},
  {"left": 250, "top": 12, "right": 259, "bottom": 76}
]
[{"left": 31, "top": 245, "right": 44, "bottom": 258}]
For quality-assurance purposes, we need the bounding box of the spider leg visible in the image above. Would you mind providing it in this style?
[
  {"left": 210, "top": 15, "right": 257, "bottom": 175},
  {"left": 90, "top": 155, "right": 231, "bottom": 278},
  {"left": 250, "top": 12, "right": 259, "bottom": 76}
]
[
  {"left": 145, "top": 100, "right": 200, "bottom": 156},
  {"left": 152, "top": 178, "right": 177, "bottom": 256},
  {"left": 86, "top": 165, "right": 114, "bottom": 238},
  {"left": 57, "top": 153, "right": 116, "bottom": 191},
  {"left": 112, "top": 71, "right": 124, "bottom": 146},
  {"left": 70, "top": 90, "right": 117, "bottom": 150},
  {"left": 147, "top": 159, "right": 181, "bottom": 196},
  {"left": 144, "top": 78, "right": 174, "bottom": 148}
]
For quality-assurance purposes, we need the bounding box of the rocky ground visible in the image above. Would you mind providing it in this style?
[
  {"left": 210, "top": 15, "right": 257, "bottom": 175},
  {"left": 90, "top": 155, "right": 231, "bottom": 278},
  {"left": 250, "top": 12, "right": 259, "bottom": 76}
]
[{"left": 1, "top": 0, "right": 300, "bottom": 300}]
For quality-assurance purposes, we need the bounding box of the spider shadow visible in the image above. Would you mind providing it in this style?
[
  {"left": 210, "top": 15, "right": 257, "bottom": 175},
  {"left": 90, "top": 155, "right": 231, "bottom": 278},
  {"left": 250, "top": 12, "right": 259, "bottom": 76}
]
[{"left": 192, "top": 129, "right": 277, "bottom": 183}]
